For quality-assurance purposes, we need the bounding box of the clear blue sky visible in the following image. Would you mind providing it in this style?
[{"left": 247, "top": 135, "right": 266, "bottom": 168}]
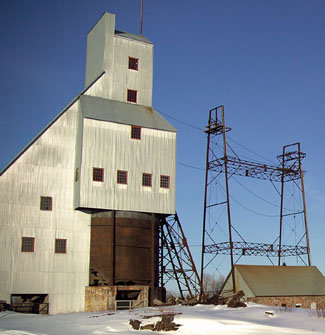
[{"left": 1, "top": 0, "right": 325, "bottom": 280}]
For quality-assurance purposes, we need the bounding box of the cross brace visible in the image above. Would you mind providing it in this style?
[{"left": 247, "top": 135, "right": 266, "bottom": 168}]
[
  {"left": 204, "top": 241, "right": 308, "bottom": 257},
  {"left": 209, "top": 156, "right": 302, "bottom": 182},
  {"left": 160, "top": 213, "right": 203, "bottom": 299}
]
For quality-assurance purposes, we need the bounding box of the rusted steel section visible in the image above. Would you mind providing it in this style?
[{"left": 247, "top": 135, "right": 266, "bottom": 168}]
[
  {"left": 160, "top": 213, "right": 203, "bottom": 299},
  {"left": 150, "top": 214, "right": 155, "bottom": 305},
  {"left": 89, "top": 211, "right": 159, "bottom": 290}
]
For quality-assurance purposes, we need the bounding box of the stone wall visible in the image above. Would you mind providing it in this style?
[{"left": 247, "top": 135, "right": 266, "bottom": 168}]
[
  {"left": 247, "top": 295, "right": 325, "bottom": 309},
  {"left": 85, "top": 285, "right": 149, "bottom": 311}
]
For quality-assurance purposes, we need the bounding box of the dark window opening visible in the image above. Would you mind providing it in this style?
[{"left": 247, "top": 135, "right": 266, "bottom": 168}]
[
  {"left": 21, "top": 237, "right": 35, "bottom": 252},
  {"left": 131, "top": 125, "right": 141, "bottom": 139},
  {"left": 115, "top": 288, "right": 145, "bottom": 310},
  {"left": 127, "top": 89, "right": 137, "bottom": 103},
  {"left": 128, "top": 57, "right": 139, "bottom": 71},
  {"left": 116, "top": 290, "right": 140, "bottom": 300},
  {"left": 93, "top": 167, "right": 104, "bottom": 182},
  {"left": 11, "top": 294, "right": 49, "bottom": 314},
  {"left": 55, "top": 239, "right": 67, "bottom": 253},
  {"left": 40, "top": 196, "right": 52, "bottom": 211},
  {"left": 142, "top": 173, "right": 152, "bottom": 187},
  {"left": 117, "top": 170, "right": 128, "bottom": 184},
  {"left": 160, "top": 175, "right": 170, "bottom": 189}
]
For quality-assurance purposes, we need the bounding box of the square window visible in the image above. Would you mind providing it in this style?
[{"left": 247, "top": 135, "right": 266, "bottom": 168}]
[
  {"left": 117, "top": 170, "right": 128, "bottom": 184},
  {"left": 142, "top": 173, "right": 152, "bottom": 187},
  {"left": 128, "top": 57, "right": 139, "bottom": 71},
  {"left": 131, "top": 125, "right": 141, "bottom": 140},
  {"left": 160, "top": 175, "right": 170, "bottom": 189},
  {"left": 21, "top": 237, "right": 34, "bottom": 252},
  {"left": 55, "top": 239, "right": 67, "bottom": 253},
  {"left": 40, "top": 196, "right": 52, "bottom": 211},
  {"left": 93, "top": 168, "right": 104, "bottom": 182},
  {"left": 127, "top": 89, "right": 137, "bottom": 103}
]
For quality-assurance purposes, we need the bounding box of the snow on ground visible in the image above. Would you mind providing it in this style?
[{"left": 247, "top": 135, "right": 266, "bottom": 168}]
[{"left": 0, "top": 303, "right": 325, "bottom": 335}]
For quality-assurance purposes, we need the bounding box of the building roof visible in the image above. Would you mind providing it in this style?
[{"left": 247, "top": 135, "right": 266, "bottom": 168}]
[
  {"left": 235, "top": 265, "right": 325, "bottom": 296},
  {"left": 115, "top": 30, "right": 152, "bottom": 44},
  {"left": 80, "top": 95, "right": 177, "bottom": 132},
  {"left": 0, "top": 71, "right": 176, "bottom": 176}
]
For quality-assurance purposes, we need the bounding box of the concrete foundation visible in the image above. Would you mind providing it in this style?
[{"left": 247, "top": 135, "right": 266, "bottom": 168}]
[{"left": 85, "top": 285, "right": 149, "bottom": 311}]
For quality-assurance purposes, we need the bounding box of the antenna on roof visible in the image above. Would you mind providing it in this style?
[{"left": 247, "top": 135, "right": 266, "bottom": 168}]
[{"left": 140, "top": 0, "right": 143, "bottom": 36}]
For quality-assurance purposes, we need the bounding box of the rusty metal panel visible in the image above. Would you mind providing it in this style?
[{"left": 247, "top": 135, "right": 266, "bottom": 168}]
[
  {"left": 89, "top": 211, "right": 160, "bottom": 288},
  {"left": 116, "top": 246, "right": 151, "bottom": 283}
]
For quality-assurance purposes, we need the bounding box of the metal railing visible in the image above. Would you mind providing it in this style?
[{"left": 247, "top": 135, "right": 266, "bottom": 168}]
[{"left": 115, "top": 299, "right": 145, "bottom": 310}]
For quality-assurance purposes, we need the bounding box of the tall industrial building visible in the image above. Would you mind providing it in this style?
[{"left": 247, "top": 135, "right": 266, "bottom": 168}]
[{"left": 0, "top": 12, "right": 176, "bottom": 314}]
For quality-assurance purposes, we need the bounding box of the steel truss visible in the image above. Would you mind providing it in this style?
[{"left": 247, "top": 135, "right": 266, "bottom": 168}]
[
  {"left": 159, "top": 213, "right": 203, "bottom": 300},
  {"left": 204, "top": 242, "right": 308, "bottom": 257},
  {"left": 201, "top": 105, "right": 311, "bottom": 296}
]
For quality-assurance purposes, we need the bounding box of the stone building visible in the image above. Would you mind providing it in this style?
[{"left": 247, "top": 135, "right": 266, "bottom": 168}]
[{"left": 221, "top": 265, "right": 325, "bottom": 309}]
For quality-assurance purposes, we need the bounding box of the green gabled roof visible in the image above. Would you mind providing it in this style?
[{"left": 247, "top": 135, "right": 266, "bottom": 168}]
[{"left": 236, "top": 265, "right": 325, "bottom": 296}]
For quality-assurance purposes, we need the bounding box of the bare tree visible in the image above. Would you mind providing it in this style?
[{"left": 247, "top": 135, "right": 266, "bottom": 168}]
[{"left": 203, "top": 274, "right": 225, "bottom": 295}]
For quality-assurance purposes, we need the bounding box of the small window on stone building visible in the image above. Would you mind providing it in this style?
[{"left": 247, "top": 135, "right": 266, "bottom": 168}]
[
  {"left": 295, "top": 303, "right": 302, "bottom": 308},
  {"left": 160, "top": 175, "right": 170, "bottom": 189},
  {"left": 21, "top": 237, "right": 35, "bottom": 252},
  {"left": 55, "top": 239, "right": 67, "bottom": 254},
  {"left": 40, "top": 196, "right": 52, "bottom": 211},
  {"left": 142, "top": 173, "right": 152, "bottom": 187},
  {"left": 128, "top": 57, "right": 139, "bottom": 71},
  {"left": 117, "top": 170, "right": 128, "bottom": 184},
  {"left": 131, "top": 125, "right": 141, "bottom": 140},
  {"left": 127, "top": 89, "right": 137, "bottom": 103},
  {"left": 93, "top": 168, "right": 104, "bottom": 182}
]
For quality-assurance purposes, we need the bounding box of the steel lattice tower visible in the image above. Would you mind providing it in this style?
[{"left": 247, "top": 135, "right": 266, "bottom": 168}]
[{"left": 200, "top": 106, "right": 311, "bottom": 296}]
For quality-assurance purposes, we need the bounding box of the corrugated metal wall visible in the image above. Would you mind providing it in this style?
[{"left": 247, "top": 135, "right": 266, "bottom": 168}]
[
  {"left": 78, "top": 118, "right": 176, "bottom": 214},
  {"left": 85, "top": 14, "right": 153, "bottom": 107},
  {"left": 0, "top": 105, "right": 91, "bottom": 314}
]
